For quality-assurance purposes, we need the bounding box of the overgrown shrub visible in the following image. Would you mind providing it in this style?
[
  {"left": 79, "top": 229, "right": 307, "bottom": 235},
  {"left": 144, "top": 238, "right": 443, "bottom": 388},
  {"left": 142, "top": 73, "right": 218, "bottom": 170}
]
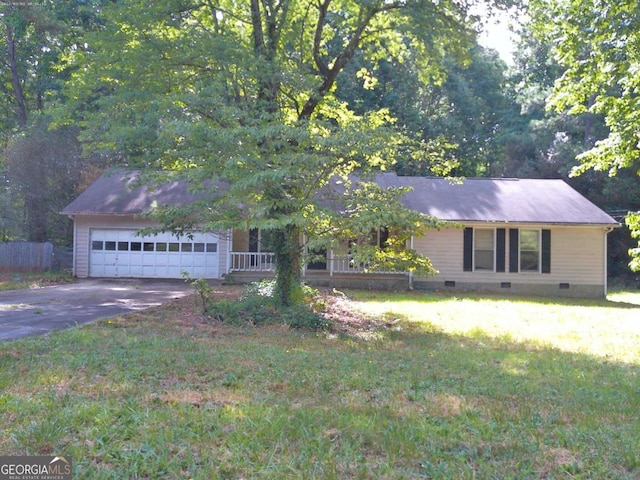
[{"left": 207, "top": 280, "right": 329, "bottom": 330}]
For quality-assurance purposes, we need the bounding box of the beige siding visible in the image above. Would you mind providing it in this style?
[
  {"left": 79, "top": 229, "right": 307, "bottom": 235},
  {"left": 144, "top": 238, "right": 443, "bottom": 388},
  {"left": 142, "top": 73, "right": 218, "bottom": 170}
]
[
  {"left": 232, "top": 229, "right": 249, "bottom": 251},
  {"left": 414, "top": 224, "right": 607, "bottom": 288},
  {"left": 73, "top": 215, "right": 230, "bottom": 278}
]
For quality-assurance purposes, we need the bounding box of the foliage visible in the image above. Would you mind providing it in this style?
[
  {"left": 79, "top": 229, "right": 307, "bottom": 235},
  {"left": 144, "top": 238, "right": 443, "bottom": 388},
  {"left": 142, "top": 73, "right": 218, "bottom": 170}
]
[
  {"left": 208, "top": 280, "right": 329, "bottom": 330},
  {"left": 2, "top": 118, "right": 87, "bottom": 243},
  {"left": 182, "top": 273, "right": 213, "bottom": 315},
  {"left": 0, "top": 0, "right": 109, "bottom": 131},
  {"left": 529, "top": 0, "right": 640, "bottom": 176},
  {"left": 626, "top": 212, "right": 640, "bottom": 272},
  {"left": 0, "top": 1, "right": 110, "bottom": 244},
  {"left": 527, "top": 0, "right": 640, "bottom": 272},
  {"left": 336, "top": 44, "right": 513, "bottom": 177},
  {"left": 57, "top": 0, "right": 513, "bottom": 305}
]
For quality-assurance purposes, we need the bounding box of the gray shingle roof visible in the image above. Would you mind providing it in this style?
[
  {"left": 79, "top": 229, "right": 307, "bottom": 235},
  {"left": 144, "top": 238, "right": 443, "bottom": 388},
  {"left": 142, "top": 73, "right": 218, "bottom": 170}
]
[
  {"left": 374, "top": 173, "right": 617, "bottom": 225},
  {"left": 61, "top": 169, "right": 209, "bottom": 216},
  {"left": 62, "top": 169, "right": 618, "bottom": 226}
]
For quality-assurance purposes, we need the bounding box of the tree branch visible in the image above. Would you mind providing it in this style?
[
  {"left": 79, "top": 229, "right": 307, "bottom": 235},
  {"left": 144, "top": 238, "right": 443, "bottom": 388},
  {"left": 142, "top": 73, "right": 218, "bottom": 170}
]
[{"left": 302, "top": 2, "right": 377, "bottom": 120}]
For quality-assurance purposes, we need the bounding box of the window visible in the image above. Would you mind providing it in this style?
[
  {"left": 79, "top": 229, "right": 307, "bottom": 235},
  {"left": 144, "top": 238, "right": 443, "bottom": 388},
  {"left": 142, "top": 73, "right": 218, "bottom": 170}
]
[
  {"left": 105, "top": 241, "right": 116, "bottom": 251},
  {"left": 520, "top": 229, "right": 540, "bottom": 272},
  {"left": 131, "top": 242, "right": 142, "bottom": 252},
  {"left": 474, "top": 229, "right": 495, "bottom": 271},
  {"left": 194, "top": 243, "right": 205, "bottom": 252},
  {"left": 464, "top": 228, "right": 505, "bottom": 273},
  {"left": 92, "top": 241, "right": 103, "bottom": 251},
  {"left": 206, "top": 243, "right": 217, "bottom": 253},
  {"left": 181, "top": 243, "right": 192, "bottom": 252},
  {"left": 143, "top": 242, "right": 155, "bottom": 252},
  {"left": 118, "top": 241, "right": 129, "bottom": 251}
]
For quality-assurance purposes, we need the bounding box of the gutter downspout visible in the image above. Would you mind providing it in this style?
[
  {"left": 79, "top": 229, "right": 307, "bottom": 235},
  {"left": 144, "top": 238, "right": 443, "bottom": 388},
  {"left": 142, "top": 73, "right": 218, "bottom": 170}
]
[
  {"left": 604, "top": 226, "right": 615, "bottom": 297},
  {"left": 409, "top": 235, "right": 414, "bottom": 289},
  {"left": 227, "top": 229, "right": 233, "bottom": 276},
  {"left": 69, "top": 215, "right": 77, "bottom": 277}
]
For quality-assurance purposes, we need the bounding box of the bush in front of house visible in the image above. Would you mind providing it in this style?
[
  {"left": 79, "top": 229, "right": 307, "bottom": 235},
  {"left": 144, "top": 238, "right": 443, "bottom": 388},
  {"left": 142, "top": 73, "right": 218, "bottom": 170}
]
[{"left": 208, "top": 280, "right": 329, "bottom": 331}]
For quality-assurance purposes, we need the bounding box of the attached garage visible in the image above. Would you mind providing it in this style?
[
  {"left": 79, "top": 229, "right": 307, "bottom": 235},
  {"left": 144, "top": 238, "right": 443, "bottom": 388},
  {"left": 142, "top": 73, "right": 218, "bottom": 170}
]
[
  {"left": 61, "top": 169, "right": 228, "bottom": 279},
  {"left": 89, "top": 229, "right": 220, "bottom": 278}
]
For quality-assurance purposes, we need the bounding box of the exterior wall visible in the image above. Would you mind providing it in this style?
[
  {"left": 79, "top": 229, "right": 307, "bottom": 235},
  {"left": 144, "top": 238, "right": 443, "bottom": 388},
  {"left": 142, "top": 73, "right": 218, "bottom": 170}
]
[
  {"left": 72, "top": 215, "right": 229, "bottom": 278},
  {"left": 412, "top": 223, "right": 610, "bottom": 298},
  {"left": 232, "top": 229, "right": 249, "bottom": 252}
]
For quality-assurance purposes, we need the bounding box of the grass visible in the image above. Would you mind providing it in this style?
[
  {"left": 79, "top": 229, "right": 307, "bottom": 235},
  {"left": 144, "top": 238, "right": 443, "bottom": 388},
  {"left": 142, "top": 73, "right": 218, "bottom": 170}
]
[
  {"left": 0, "top": 271, "right": 73, "bottom": 291},
  {"left": 0, "top": 288, "right": 639, "bottom": 479}
]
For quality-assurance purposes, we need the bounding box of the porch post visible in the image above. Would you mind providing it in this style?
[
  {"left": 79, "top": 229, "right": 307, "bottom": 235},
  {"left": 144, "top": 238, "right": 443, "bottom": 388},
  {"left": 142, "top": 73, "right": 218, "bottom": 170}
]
[
  {"left": 409, "top": 235, "right": 414, "bottom": 289},
  {"left": 329, "top": 249, "right": 334, "bottom": 276},
  {"left": 227, "top": 229, "right": 233, "bottom": 275}
]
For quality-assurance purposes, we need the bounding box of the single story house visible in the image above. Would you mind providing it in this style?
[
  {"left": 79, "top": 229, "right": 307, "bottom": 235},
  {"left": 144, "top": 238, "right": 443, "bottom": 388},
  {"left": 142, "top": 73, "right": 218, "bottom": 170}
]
[{"left": 61, "top": 169, "right": 619, "bottom": 298}]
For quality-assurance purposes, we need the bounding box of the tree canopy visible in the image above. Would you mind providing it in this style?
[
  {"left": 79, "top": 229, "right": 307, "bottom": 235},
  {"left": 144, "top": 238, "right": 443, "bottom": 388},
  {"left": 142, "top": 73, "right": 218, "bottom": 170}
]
[
  {"left": 59, "top": 0, "right": 513, "bottom": 303},
  {"left": 528, "top": 0, "right": 640, "bottom": 271}
]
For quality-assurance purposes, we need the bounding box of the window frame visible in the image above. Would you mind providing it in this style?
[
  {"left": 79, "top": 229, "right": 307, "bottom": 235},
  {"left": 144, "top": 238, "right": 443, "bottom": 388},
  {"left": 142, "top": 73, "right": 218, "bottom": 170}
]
[
  {"left": 519, "top": 228, "right": 541, "bottom": 273},
  {"left": 473, "top": 228, "right": 496, "bottom": 273}
]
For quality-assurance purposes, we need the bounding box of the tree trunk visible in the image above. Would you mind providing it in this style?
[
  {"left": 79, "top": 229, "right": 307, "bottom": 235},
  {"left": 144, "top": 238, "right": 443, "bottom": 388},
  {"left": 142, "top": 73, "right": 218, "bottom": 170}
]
[
  {"left": 272, "top": 225, "right": 303, "bottom": 306},
  {"left": 6, "top": 25, "right": 28, "bottom": 128}
]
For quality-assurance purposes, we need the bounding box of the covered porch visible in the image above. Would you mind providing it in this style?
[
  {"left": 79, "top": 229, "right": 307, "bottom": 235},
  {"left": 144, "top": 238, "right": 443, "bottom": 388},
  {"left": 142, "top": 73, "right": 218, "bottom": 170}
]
[
  {"left": 226, "top": 228, "right": 409, "bottom": 288},
  {"left": 229, "top": 251, "right": 405, "bottom": 275},
  {"left": 227, "top": 251, "right": 409, "bottom": 289}
]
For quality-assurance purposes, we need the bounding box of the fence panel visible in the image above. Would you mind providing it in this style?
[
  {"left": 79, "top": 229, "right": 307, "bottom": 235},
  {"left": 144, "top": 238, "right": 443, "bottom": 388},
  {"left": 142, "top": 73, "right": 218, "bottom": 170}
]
[{"left": 0, "top": 241, "right": 54, "bottom": 273}]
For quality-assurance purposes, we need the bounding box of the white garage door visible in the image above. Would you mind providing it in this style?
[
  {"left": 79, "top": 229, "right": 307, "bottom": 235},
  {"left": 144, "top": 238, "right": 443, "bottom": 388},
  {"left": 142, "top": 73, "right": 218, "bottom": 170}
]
[{"left": 89, "top": 229, "right": 220, "bottom": 278}]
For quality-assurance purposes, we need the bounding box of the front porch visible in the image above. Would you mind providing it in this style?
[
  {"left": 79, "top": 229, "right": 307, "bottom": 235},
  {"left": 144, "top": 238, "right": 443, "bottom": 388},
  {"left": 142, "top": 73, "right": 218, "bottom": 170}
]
[{"left": 227, "top": 252, "right": 409, "bottom": 290}]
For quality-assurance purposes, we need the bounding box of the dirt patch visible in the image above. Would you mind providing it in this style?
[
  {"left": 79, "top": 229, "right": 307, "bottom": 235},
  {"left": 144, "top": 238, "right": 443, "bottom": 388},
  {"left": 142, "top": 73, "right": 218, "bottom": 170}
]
[
  {"left": 318, "top": 292, "right": 388, "bottom": 336},
  {"left": 130, "top": 285, "right": 386, "bottom": 337}
]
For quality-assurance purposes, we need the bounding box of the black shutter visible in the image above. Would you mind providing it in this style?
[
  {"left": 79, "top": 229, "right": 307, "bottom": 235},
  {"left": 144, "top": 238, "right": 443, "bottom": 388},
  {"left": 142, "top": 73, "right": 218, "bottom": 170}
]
[
  {"left": 509, "top": 229, "right": 519, "bottom": 273},
  {"left": 542, "top": 229, "right": 551, "bottom": 273},
  {"left": 496, "top": 228, "right": 506, "bottom": 272},
  {"left": 463, "top": 228, "right": 473, "bottom": 272}
]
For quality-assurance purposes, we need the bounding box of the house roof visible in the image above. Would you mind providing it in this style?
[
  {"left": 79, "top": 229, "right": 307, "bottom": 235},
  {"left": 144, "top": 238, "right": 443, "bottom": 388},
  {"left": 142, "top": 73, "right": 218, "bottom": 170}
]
[
  {"left": 61, "top": 169, "right": 210, "bottom": 216},
  {"left": 62, "top": 169, "right": 618, "bottom": 226},
  {"left": 373, "top": 173, "right": 618, "bottom": 226}
]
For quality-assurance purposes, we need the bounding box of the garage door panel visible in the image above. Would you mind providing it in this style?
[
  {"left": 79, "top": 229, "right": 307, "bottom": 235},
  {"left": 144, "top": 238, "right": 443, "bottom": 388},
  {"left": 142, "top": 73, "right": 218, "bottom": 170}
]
[{"left": 90, "top": 229, "right": 220, "bottom": 279}]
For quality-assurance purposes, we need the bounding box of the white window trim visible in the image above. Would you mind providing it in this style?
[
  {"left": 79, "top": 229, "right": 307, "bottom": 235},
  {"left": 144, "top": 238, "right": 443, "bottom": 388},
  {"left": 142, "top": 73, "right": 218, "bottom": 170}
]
[
  {"left": 473, "top": 228, "right": 496, "bottom": 273},
  {"left": 519, "top": 228, "right": 542, "bottom": 274}
]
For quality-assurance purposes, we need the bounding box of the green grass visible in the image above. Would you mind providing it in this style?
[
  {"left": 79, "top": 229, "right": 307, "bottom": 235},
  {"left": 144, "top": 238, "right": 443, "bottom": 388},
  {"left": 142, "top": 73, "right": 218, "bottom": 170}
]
[
  {"left": 0, "top": 271, "right": 73, "bottom": 291},
  {"left": 1, "top": 290, "right": 639, "bottom": 479}
]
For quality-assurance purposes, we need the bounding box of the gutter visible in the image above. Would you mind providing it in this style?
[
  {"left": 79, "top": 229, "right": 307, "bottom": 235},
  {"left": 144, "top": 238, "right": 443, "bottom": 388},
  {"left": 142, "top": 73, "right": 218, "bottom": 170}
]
[
  {"left": 69, "top": 214, "right": 77, "bottom": 277},
  {"left": 604, "top": 226, "right": 616, "bottom": 297},
  {"left": 409, "top": 235, "right": 414, "bottom": 289}
]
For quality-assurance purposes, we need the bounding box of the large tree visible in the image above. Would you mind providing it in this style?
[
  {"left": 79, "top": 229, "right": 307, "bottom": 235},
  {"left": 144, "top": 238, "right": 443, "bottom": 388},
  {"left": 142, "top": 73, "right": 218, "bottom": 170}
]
[
  {"left": 528, "top": 0, "right": 640, "bottom": 271},
  {"left": 336, "top": 44, "right": 512, "bottom": 177},
  {"left": 60, "top": 0, "right": 513, "bottom": 304}
]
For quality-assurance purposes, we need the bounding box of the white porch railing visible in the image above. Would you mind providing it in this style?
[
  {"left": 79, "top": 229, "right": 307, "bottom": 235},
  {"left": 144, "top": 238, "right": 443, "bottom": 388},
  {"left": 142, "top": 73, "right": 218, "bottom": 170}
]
[
  {"left": 230, "top": 252, "right": 276, "bottom": 272},
  {"left": 329, "top": 254, "right": 405, "bottom": 275},
  {"left": 229, "top": 252, "right": 406, "bottom": 275}
]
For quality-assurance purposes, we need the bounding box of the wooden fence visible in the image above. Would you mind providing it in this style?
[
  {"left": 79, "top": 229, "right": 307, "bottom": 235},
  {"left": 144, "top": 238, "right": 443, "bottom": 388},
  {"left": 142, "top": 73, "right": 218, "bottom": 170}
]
[{"left": 0, "top": 241, "right": 54, "bottom": 273}]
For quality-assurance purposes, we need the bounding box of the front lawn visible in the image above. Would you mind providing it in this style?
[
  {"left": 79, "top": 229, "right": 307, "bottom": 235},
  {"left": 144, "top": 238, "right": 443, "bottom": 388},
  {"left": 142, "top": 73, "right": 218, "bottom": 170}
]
[{"left": 0, "top": 288, "right": 638, "bottom": 479}]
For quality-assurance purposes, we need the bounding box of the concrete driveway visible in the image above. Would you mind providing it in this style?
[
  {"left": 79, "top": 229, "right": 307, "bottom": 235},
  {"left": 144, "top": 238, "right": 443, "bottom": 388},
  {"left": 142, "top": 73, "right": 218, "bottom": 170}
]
[{"left": 0, "top": 279, "right": 193, "bottom": 341}]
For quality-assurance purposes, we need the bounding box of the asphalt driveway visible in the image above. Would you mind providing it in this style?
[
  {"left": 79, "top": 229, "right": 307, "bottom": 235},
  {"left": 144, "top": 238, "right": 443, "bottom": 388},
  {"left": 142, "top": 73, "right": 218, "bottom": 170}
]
[{"left": 0, "top": 279, "right": 193, "bottom": 341}]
